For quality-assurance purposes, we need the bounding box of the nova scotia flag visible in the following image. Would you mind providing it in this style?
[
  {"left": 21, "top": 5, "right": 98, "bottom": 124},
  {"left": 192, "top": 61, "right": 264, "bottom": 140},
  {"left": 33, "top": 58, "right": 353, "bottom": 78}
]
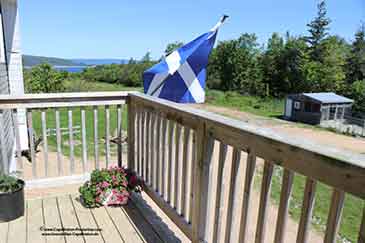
[{"left": 143, "top": 16, "right": 228, "bottom": 103}]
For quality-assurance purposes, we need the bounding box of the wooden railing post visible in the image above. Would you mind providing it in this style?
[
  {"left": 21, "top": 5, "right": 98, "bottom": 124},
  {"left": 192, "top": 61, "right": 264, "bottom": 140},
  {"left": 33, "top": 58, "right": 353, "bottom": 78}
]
[
  {"left": 192, "top": 122, "right": 214, "bottom": 243},
  {"left": 127, "top": 97, "right": 136, "bottom": 170}
]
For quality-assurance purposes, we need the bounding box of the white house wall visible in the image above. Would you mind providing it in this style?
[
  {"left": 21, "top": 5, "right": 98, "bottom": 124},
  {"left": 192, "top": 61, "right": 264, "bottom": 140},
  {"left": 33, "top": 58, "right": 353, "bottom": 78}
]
[{"left": 0, "top": 0, "right": 26, "bottom": 173}]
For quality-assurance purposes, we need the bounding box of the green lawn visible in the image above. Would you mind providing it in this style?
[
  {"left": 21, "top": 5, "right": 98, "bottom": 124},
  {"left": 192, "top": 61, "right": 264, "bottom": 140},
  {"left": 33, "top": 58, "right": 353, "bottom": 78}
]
[
  {"left": 205, "top": 89, "right": 285, "bottom": 118},
  {"left": 31, "top": 106, "right": 128, "bottom": 159},
  {"left": 30, "top": 79, "right": 136, "bottom": 159}
]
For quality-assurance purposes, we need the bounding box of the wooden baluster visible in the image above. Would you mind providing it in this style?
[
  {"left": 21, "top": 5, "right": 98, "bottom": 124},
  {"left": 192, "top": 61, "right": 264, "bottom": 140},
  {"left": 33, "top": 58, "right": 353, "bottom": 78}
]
[
  {"left": 55, "top": 108, "right": 63, "bottom": 175},
  {"left": 255, "top": 161, "right": 274, "bottom": 243},
  {"left": 222, "top": 148, "right": 241, "bottom": 243},
  {"left": 296, "top": 178, "right": 317, "bottom": 243},
  {"left": 27, "top": 109, "right": 37, "bottom": 178},
  {"left": 237, "top": 149, "right": 257, "bottom": 243},
  {"left": 161, "top": 117, "right": 167, "bottom": 197},
  {"left": 166, "top": 120, "right": 174, "bottom": 204},
  {"left": 212, "top": 142, "right": 228, "bottom": 243},
  {"left": 274, "top": 169, "right": 294, "bottom": 243},
  {"left": 155, "top": 114, "right": 161, "bottom": 193},
  {"left": 12, "top": 109, "right": 23, "bottom": 170},
  {"left": 359, "top": 206, "right": 365, "bottom": 243},
  {"left": 324, "top": 189, "right": 345, "bottom": 243},
  {"left": 68, "top": 109, "right": 75, "bottom": 174},
  {"left": 180, "top": 126, "right": 190, "bottom": 218},
  {"left": 135, "top": 107, "right": 141, "bottom": 176},
  {"left": 93, "top": 106, "right": 99, "bottom": 169},
  {"left": 41, "top": 110, "right": 48, "bottom": 177},
  {"left": 189, "top": 130, "right": 197, "bottom": 223},
  {"left": 141, "top": 110, "right": 146, "bottom": 180},
  {"left": 150, "top": 112, "right": 156, "bottom": 186},
  {"left": 145, "top": 111, "right": 151, "bottom": 185},
  {"left": 174, "top": 124, "right": 182, "bottom": 211},
  {"left": 105, "top": 105, "right": 110, "bottom": 168},
  {"left": 117, "top": 104, "right": 122, "bottom": 167},
  {"left": 128, "top": 102, "right": 136, "bottom": 171},
  {"left": 0, "top": 110, "right": 8, "bottom": 174},
  {"left": 81, "top": 108, "right": 87, "bottom": 172}
]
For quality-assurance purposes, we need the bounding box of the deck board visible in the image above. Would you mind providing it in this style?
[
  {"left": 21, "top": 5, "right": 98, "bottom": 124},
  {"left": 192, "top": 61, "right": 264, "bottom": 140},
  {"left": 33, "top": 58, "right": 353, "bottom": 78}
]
[
  {"left": 57, "top": 195, "right": 84, "bottom": 243},
  {"left": 43, "top": 197, "right": 65, "bottom": 243},
  {"left": 0, "top": 220, "right": 8, "bottom": 243},
  {"left": 7, "top": 202, "right": 27, "bottom": 243},
  {"left": 105, "top": 206, "right": 144, "bottom": 243},
  {"left": 123, "top": 202, "right": 163, "bottom": 243},
  {"left": 70, "top": 195, "right": 103, "bottom": 243},
  {"left": 27, "top": 199, "right": 46, "bottom": 243},
  {"left": 1, "top": 193, "right": 177, "bottom": 243},
  {"left": 90, "top": 205, "right": 124, "bottom": 243}
]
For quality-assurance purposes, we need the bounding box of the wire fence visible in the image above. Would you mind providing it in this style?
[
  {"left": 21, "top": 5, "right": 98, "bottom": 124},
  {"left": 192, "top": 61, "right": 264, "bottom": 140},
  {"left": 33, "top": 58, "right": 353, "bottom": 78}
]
[{"left": 321, "top": 115, "right": 365, "bottom": 137}]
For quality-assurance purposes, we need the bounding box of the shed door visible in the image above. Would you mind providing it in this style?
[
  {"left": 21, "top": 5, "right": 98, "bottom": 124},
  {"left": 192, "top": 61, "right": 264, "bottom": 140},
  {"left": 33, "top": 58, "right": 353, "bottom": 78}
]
[{"left": 285, "top": 98, "right": 293, "bottom": 118}]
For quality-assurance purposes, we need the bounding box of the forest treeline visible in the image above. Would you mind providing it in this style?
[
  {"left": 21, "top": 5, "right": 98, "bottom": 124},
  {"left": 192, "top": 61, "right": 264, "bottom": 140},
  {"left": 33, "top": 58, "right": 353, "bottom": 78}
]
[{"left": 24, "top": 1, "right": 365, "bottom": 116}]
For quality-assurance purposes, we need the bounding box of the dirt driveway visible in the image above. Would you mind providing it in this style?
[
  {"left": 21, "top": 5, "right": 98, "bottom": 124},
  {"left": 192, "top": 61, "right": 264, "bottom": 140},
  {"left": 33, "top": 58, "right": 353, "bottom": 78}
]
[{"left": 192, "top": 104, "right": 365, "bottom": 155}]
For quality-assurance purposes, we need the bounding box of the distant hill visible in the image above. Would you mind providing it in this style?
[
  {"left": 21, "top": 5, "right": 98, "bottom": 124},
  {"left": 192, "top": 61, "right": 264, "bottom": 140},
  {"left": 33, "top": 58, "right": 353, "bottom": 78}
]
[
  {"left": 22, "top": 55, "right": 129, "bottom": 67},
  {"left": 72, "top": 59, "right": 129, "bottom": 65},
  {"left": 22, "top": 55, "right": 84, "bottom": 67}
]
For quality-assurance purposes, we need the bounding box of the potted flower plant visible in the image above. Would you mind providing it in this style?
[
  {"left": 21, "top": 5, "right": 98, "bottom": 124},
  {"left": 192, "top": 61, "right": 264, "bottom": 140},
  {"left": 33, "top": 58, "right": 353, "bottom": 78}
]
[
  {"left": 0, "top": 173, "right": 25, "bottom": 222},
  {"left": 79, "top": 166, "right": 141, "bottom": 208}
]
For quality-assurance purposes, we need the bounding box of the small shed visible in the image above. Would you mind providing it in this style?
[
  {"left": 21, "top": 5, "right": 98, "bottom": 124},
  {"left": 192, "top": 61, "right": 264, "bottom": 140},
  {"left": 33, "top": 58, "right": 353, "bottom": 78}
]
[{"left": 284, "top": 92, "right": 354, "bottom": 125}]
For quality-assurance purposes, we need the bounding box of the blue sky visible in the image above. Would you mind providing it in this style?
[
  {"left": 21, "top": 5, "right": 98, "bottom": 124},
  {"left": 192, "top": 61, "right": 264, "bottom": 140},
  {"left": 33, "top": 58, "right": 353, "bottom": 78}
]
[{"left": 19, "top": 0, "right": 364, "bottom": 59}]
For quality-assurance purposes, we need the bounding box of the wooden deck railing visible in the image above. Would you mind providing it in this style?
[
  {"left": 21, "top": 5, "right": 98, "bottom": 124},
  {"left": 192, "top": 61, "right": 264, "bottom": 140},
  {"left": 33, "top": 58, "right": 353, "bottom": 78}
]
[
  {"left": 0, "top": 91, "right": 364, "bottom": 243},
  {"left": 0, "top": 91, "right": 136, "bottom": 185},
  {"left": 128, "top": 93, "right": 365, "bottom": 243}
]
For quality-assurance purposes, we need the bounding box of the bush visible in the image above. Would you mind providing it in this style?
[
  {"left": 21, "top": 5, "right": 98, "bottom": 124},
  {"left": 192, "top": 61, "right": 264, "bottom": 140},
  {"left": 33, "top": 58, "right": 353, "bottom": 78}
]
[{"left": 24, "top": 63, "right": 66, "bottom": 93}]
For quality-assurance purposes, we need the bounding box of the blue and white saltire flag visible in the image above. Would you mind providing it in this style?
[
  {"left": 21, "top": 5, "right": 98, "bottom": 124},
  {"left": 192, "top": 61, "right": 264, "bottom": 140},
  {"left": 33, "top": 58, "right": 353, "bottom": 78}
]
[{"left": 143, "top": 15, "right": 228, "bottom": 103}]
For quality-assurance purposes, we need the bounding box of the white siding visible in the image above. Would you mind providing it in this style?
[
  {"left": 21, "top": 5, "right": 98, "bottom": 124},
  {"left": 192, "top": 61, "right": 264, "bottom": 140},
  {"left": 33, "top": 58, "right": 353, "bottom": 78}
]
[{"left": 0, "top": 0, "right": 25, "bottom": 174}]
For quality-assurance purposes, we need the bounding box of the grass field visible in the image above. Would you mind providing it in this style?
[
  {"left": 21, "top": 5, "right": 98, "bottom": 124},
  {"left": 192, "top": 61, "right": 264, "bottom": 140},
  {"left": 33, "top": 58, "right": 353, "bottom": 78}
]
[
  {"left": 40, "top": 79, "right": 361, "bottom": 242},
  {"left": 206, "top": 89, "right": 285, "bottom": 118}
]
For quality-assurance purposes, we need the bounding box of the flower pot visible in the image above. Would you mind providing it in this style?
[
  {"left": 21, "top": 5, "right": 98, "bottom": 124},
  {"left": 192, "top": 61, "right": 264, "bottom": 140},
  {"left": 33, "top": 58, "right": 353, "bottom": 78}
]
[{"left": 0, "top": 179, "right": 25, "bottom": 222}]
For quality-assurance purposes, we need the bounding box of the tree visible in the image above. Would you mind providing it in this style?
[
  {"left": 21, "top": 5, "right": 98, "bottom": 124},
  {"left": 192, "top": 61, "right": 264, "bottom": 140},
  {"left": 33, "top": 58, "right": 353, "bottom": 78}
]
[
  {"left": 261, "top": 33, "right": 285, "bottom": 96},
  {"left": 25, "top": 63, "right": 66, "bottom": 93},
  {"left": 208, "top": 33, "right": 264, "bottom": 95},
  {"left": 347, "top": 80, "right": 365, "bottom": 116},
  {"left": 306, "top": 0, "right": 331, "bottom": 61},
  {"left": 346, "top": 24, "right": 365, "bottom": 83},
  {"left": 141, "top": 51, "right": 152, "bottom": 63},
  {"left": 164, "top": 41, "right": 184, "bottom": 56},
  {"left": 304, "top": 36, "right": 349, "bottom": 92}
]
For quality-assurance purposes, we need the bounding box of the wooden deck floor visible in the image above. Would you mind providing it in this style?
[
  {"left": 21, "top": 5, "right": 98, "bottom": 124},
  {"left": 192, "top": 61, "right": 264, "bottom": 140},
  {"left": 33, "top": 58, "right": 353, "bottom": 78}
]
[{"left": 0, "top": 194, "right": 173, "bottom": 243}]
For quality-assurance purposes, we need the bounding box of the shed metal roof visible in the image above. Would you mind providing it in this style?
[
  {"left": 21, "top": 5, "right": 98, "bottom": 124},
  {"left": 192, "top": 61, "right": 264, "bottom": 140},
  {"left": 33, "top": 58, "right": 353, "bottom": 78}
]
[{"left": 302, "top": 92, "right": 354, "bottom": 104}]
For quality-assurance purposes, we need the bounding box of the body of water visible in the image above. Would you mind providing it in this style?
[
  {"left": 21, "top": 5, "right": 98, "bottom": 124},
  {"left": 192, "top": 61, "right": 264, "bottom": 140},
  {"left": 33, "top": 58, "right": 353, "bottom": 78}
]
[{"left": 54, "top": 66, "right": 88, "bottom": 73}]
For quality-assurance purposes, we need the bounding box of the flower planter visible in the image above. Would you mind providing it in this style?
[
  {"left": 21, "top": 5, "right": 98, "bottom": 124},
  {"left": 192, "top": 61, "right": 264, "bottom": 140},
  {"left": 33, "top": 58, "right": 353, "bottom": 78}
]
[
  {"left": 0, "top": 179, "right": 25, "bottom": 222},
  {"left": 79, "top": 166, "right": 141, "bottom": 208}
]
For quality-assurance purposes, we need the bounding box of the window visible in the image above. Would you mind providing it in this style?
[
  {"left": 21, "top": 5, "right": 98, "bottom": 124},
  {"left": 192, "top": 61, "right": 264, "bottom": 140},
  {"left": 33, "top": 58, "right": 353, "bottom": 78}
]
[
  {"left": 294, "top": 101, "right": 301, "bottom": 110},
  {"left": 304, "top": 102, "right": 312, "bottom": 112}
]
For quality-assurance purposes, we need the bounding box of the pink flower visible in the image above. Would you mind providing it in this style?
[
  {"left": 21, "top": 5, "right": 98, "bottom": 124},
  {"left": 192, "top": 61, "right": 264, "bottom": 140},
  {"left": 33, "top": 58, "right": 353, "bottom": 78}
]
[{"left": 101, "top": 181, "right": 110, "bottom": 188}]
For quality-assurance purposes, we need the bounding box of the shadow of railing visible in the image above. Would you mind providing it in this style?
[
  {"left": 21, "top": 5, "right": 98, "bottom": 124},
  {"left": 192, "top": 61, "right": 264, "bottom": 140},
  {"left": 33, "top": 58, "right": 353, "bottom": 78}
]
[{"left": 124, "top": 193, "right": 183, "bottom": 243}]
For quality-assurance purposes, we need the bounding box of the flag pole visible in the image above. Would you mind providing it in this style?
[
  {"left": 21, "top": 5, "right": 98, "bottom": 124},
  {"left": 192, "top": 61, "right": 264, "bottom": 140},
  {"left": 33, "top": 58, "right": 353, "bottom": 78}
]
[{"left": 149, "top": 15, "right": 229, "bottom": 97}]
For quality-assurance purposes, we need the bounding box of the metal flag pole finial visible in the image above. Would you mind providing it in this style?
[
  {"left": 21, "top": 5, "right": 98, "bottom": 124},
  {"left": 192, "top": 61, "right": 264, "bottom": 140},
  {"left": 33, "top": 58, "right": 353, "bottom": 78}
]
[{"left": 211, "top": 14, "right": 229, "bottom": 32}]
